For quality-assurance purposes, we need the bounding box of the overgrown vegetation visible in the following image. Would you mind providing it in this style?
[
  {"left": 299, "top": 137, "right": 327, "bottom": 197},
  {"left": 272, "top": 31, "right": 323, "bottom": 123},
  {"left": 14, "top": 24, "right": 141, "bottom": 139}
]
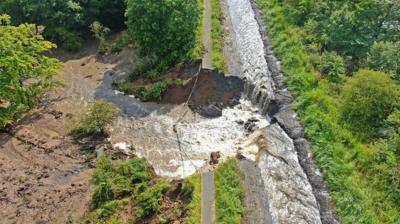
[
  {"left": 256, "top": 0, "right": 400, "bottom": 223},
  {"left": 340, "top": 70, "right": 400, "bottom": 138},
  {"left": 86, "top": 156, "right": 172, "bottom": 223},
  {"left": 183, "top": 174, "right": 202, "bottom": 224},
  {"left": 0, "top": 0, "right": 126, "bottom": 50},
  {"left": 210, "top": 0, "right": 226, "bottom": 72},
  {"left": 0, "top": 15, "right": 62, "bottom": 129},
  {"left": 214, "top": 159, "right": 244, "bottom": 224},
  {"left": 71, "top": 101, "right": 119, "bottom": 138},
  {"left": 126, "top": 0, "right": 201, "bottom": 71}
]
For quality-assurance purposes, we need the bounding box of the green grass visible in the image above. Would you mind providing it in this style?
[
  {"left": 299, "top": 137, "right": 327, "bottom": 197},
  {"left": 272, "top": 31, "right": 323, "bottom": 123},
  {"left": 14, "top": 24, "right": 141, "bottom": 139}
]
[
  {"left": 86, "top": 156, "right": 172, "bottom": 223},
  {"left": 210, "top": 0, "right": 226, "bottom": 72},
  {"left": 214, "top": 159, "right": 244, "bottom": 224},
  {"left": 190, "top": 0, "right": 205, "bottom": 60},
  {"left": 256, "top": 0, "right": 400, "bottom": 223},
  {"left": 183, "top": 174, "right": 202, "bottom": 224}
]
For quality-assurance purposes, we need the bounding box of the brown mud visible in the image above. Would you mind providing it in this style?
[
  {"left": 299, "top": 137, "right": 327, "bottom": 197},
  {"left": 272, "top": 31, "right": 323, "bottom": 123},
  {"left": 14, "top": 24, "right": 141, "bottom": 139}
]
[{"left": 0, "top": 42, "right": 128, "bottom": 224}]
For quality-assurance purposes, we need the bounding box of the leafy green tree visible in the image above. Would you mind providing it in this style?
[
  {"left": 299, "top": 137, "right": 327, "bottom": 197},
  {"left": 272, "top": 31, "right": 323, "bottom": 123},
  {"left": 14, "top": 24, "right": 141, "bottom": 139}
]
[
  {"left": 0, "top": 14, "right": 62, "bottom": 128},
  {"left": 367, "top": 41, "right": 400, "bottom": 80},
  {"left": 0, "top": 0, "right": 85, "bottom": 50},
  {"left": 340, "top": 69, "right": 400, "bottom": 138},
  {"left": 126, "top": 0, "right": 200, "bottom": 68},
  {"left": 0, "top": 0, "right": 127, "bottom": 51}
]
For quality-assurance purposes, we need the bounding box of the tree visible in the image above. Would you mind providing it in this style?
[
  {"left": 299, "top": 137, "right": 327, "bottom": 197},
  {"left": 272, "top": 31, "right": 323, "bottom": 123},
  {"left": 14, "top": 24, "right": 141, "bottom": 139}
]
[
  {"left": 340, "top": 69, "right": 400, "bottom": 138},
  {"left": 0, "top": 0, "right": 85, "bottom": 50},
  {"left": 126, "top": 0, "right": 200, "bottom": 68},
  {"left": 0, "top": 0, "right": 128, "bottom": 51},
  {"left": 367, "top": 41, "right": 400, "bottom": 80},
  {"left": 0, "top": 14, "right": 62, "bottom": 128}
]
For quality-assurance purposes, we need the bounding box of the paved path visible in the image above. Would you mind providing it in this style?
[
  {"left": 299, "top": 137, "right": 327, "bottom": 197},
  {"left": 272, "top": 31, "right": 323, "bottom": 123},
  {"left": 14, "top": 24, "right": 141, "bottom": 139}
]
[
  {"left": 202, "top": 171, "right": 215, "bottom": 224},
  {"left": 202, "top": 0, "right": 212, "bottom": 69}
]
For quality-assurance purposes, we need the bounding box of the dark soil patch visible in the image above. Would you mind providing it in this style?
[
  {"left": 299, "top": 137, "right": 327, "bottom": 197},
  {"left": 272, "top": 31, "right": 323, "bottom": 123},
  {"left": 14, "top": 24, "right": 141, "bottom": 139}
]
[{"left": 163, "top": 69, "right": 244, "bottom": 118}]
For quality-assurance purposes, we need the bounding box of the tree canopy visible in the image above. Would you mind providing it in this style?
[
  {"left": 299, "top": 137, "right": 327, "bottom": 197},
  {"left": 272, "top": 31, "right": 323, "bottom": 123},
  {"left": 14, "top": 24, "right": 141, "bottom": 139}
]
[
  {"left": 0, "top": 14, "right": 62, "bottom": 128},
  {"left": 126, "top": 0, "right": 201, "bottom": 67},
  {"left": 0, "top": 0, "right": 126, "bottom": 50}
]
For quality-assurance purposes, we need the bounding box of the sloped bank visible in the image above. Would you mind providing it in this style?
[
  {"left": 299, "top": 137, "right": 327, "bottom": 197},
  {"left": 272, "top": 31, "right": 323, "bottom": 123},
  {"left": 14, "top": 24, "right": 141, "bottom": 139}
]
[
  {"left": 225, "top": 0, "right": 339, "bottom": 223},
  {"left": 249, "top": 1, "right": 339, "bottom": 223}
]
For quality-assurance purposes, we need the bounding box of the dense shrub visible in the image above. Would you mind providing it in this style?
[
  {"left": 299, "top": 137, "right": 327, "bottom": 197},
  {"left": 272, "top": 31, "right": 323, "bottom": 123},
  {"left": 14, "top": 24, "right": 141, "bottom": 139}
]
[
  {"left": 340, "top": 70, "right": 400, "bottom": 138},
  {"left": 126, "top": 0, "right": 201, "bottom": 68},
  {"left": 71, "top": 100, "right": 119, "bottom": 138},
  {"left": 0, "top": 15, "right": 62, "bottom": 128},
  {"left": 111, "top": 31, "right": 132, "bottom": 53},
  {"left": 367, "top": 41, "right": 400, "bottom": 80},
  {"left": 317, "top": 51, "right": 346, "bottom": 83}
]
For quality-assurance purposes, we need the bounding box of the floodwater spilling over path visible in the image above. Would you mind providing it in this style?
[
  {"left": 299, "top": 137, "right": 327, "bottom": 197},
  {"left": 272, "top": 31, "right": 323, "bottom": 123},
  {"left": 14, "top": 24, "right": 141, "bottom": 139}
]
[
  {"left": 227, "top": 0, "right": 275, "bottom": 115},
  {"left": 98, "top": 0, "right": 328, "bottom": 223}
]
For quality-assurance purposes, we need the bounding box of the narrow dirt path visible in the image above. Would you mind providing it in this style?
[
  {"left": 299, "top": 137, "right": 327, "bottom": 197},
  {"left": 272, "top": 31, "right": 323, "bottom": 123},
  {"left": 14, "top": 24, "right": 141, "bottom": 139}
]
[
  {"left": 202, "top": 0, "right": 212, "bottom": 69},
  {"left": 202, "top": 171, "right": 215, "bottom": 224}
]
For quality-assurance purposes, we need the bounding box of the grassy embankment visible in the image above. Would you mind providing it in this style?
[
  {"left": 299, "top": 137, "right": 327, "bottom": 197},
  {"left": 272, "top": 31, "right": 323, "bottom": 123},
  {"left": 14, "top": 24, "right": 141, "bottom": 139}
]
[
  {"left": 210, "top": 0, "right": 226, "bottom": 72},
  {"left": 183, "top": 174, "right": 202, "bottom": 224},
  {"left": 256, "top": 0, "right": 400, "bottom": 223},
  {"left": 214, "top": 159, "right": 244, "bottom": 223}
]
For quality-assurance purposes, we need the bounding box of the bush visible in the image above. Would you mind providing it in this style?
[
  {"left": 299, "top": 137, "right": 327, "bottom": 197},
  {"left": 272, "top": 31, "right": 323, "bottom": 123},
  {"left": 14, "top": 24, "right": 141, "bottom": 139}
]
[
  {"left": 90, "top": 21, "right": 110, "bottom": 54},
  {"left": 126, "top": 0, "right": 201, "bottom": 67},
  {"left": 71, "top": 100, "right": 119, "bottom": 138},
  {"left": 367, "top": 41, "right": 400, "bottom": 80},
  {"left": 340, "top": 70, "right": 400, "bottom": 138},
  {"left": 52, "top": 28, "right": 83, "bottom": 51},
  {"left": 111, "top": 31, "right": 132, "bottom": 53},
  {"left": 317, "top": 51, "right": 346, "bottom": 83}
]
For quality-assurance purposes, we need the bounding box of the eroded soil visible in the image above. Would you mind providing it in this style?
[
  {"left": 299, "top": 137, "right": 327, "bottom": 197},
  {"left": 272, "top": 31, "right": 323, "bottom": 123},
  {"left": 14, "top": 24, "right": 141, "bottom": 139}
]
[{"left": 0, "top": 42, "right": 126, "bottom": 224}]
